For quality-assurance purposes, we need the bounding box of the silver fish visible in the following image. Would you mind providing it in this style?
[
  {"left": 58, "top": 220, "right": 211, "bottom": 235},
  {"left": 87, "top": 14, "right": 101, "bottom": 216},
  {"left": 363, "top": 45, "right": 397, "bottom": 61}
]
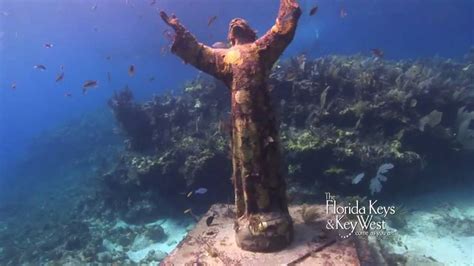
[
  {"left": 212, "top": 42, "right": 228, "bottom": 49},
  {"left": 33, "top": 64, "right": 46, "bottom": 71}
]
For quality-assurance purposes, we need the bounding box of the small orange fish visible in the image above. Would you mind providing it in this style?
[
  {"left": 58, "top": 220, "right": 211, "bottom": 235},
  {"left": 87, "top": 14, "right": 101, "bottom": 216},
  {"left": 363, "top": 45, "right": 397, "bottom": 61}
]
[
  {"left": 309, "top": 6, "right": 318, "bottom": 16},
  {"left": 128, "top": 64, "right": 135, "bottom": 76},
  {"left": 340, "top": 8, "right": 348, "bottom": 18},
  {"left": 183, "top": 208, "right": 192, "bottom": 214},
  {"left": 55, "top": 72, "right": 64, "bottom": 82},
  {"left": 207, "top": 15, "right": 217, "bottom": 26},
  {"left": 186, "top": 191, "right": 193, "bottom": 198}
]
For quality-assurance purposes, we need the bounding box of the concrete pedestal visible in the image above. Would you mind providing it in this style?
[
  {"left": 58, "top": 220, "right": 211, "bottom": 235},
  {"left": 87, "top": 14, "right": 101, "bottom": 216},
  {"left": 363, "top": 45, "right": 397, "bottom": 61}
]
[{"left": 161, "top": 204, "right": 361, "bottom": 265}]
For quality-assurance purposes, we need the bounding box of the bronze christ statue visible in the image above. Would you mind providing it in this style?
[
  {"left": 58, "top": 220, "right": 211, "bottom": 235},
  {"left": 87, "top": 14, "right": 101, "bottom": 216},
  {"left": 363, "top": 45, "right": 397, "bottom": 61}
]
[{"left": 160, "top": 0, "right": 301, "bottom": 252}]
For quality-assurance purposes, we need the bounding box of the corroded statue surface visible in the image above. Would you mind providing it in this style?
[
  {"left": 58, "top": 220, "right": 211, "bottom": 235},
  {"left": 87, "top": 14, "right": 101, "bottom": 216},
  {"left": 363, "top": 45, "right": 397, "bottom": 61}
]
[{"left": 161, "top": 0, "right": 301, "bottom": 252}]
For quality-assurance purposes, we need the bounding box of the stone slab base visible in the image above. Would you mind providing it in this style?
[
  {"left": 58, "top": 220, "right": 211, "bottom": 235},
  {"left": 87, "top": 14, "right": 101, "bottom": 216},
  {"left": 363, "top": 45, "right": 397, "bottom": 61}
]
[{"left": 161, "top": 204, "right": 360, "bottom": 265}]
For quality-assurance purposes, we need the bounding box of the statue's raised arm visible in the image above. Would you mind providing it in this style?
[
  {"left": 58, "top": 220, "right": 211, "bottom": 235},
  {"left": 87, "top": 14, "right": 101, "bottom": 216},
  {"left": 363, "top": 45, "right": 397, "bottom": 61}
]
[
  {"left": 160, "top": 11, "right": 230, "bottom": 82},
  {"left": 256, "top": 0, "right": 302, "bottom": 68}
]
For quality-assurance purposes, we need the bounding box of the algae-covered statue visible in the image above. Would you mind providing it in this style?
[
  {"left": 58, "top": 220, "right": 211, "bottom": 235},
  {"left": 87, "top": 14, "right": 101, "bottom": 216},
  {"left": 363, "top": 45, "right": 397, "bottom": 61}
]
[{"left": 160, "top": 0, "right": 301, "bottom": 252}]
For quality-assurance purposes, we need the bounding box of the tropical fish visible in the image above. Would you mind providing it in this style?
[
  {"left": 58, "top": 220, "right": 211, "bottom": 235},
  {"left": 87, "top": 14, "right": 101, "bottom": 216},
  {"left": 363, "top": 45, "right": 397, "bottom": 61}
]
[
  {"left": 352, "top": 173, "right": 365, "bottom": 184},
  {"left": 212, "top": 42, "right": 228, "bottom": 49},
  {"left": 55, "top": 72, "right": 64, "bottom": 82},
  {"left": 340, "top": 8, "right": 348, "bottom": 18},
  {"left": 309, "top": 6, "right": 318, "bottom": 16},
  {"left": 371, "top": 48, "right": 384, "bottom": 58},
  {"left": 207, "top": 15, "right": 217, "bottom": 26},
  {"left": 43, "top": 43, "right": 54, "bottom": 48},
  {"left": 195, "top": 187, "right": 208, "bottom": 194},
  {"left": 128, "top": 64, "right": 135, "bottom": 76},
  {"left": 83, "top": 80, "right": 97, "bottom": 88},
  {"left": 33, "top": 64, "right": 47, "bottom": 71},
  {"left": 82, "top": 80, "right": 98, "bottom": 94},
  {"left": 206, "top": 215, "right": 215, "bottom": 226}
]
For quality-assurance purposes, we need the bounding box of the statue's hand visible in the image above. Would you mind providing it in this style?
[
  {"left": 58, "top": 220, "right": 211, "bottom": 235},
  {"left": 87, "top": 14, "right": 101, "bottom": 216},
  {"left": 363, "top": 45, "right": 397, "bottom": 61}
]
[
  {"left": 160, "top": 11, "right": 183, "bottom": 32},
  {"left": 282, "top": 0, "right": 299, "bottom": 10}
]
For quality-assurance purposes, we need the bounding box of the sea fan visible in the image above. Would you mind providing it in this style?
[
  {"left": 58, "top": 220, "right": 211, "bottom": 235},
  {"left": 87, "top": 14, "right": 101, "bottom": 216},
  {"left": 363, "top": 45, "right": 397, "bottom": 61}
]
[{"left": 369, "top": 163, "right": 394, "bottom": 195}]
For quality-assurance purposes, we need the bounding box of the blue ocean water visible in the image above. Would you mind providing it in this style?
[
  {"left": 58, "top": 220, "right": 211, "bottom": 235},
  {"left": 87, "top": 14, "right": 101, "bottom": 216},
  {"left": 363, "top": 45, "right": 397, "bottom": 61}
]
[
  {"left": 0, "top": 0, "right": 473, "bottom": 264},
  {"left": 1, "top": 0, "right": 472, "bottom": 166}
]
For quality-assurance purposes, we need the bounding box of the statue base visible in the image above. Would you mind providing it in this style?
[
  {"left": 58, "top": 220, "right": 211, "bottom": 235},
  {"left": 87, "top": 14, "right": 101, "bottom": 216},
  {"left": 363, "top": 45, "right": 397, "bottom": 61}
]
[
  {"left": 161, "top": 204, "right": 362, "bottom": 265},
  {"left": 235, "top": 211, "right": 293, "bottom": 252}
]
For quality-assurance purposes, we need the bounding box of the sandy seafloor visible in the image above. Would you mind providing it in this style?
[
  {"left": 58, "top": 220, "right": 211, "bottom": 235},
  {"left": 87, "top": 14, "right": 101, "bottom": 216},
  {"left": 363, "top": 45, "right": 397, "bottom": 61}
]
[
  {"left": 99, "top": 188, "right": 474, "bottom": 265},
  {"left": 382, "top": 185, "right": 474, "bottom": 265},
  {"left": 90, "top": 218, "right": 193, "bottom": 263}
]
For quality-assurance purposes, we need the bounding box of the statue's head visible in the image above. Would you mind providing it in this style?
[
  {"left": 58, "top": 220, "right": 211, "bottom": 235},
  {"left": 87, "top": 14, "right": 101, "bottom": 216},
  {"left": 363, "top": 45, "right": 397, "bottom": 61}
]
[{"left": 228, "top": 18, "right": 257, "bottom": 46}]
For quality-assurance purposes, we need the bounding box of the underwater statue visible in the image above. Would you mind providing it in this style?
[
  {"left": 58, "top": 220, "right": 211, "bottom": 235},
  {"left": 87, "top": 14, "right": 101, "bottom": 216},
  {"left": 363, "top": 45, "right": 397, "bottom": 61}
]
[{"left": 160, "top": 0, "right": 301, "bottom": 252}]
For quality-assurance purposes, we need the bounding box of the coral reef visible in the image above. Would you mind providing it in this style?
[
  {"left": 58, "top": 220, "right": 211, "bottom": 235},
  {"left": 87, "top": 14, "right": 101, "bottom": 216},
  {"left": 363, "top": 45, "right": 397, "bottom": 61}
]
[
  {"left": 3, "top": 51, "right": 472, "bottom": 265},
  {"left": 108, "top": 52, "right": 474, "bottom": 201}
]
